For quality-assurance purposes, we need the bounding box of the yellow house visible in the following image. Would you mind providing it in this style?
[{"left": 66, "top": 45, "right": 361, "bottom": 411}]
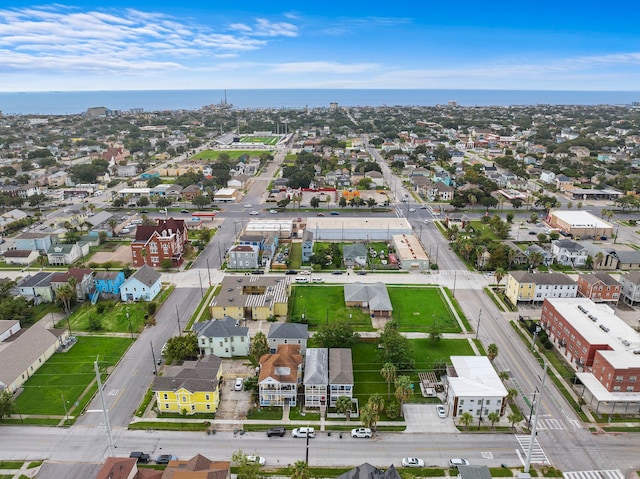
[
  {"left": 504, "top": 271, "right": 536, "bottom": 305},
  {"left": 152, "top": 355, "right": 222, "bottom": 415},
  {"left": 209, "top": 276, "right": 289, "bottom": 320}
]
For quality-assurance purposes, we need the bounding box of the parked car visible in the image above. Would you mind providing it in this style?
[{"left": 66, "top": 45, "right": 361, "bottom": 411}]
[
  {"left": 332, "top": 270, "right": 343, "bottom": 275},
  {"left": 356, "top": 270, "right": 367, "bottom": 275},
  {"left": 234, "top": 377, "right": 244, "bottom": 391},
  {"left": 408, "top": 208, "right": 416, "bottom": 212},
  {"left": 420, "top": 205, "right": 428, "bottom": 209},
  {"left": 312, "top": 277, "right": 325, "bottom": 283},
  {"left": 402, "top": 457, "right": 424, "bottom": 468},
  {"left": 448, "top": 458, "right": 470, "bottom": 469},
  {"left": 249, "top": 210, "right": 260, "bottom": 215},
  {"left": 295, "top": 276, "right": 309, "bottom": 283},
  {"left": 251, "top": 270, "right": 265, "bottom": 274},
  {"left": 285, "top": 270, "right": 298, "bottom": 275},
  {"left": 244, "top": 204, "right": 252, "bottom": 208},
  {"left": 247, "top": 455, "right": 266, "bottom": 466},
  {"left": 156, "top": 454, "right": 178, "bottom": 465},
  {"left": 317, "top": 213, "right": 325, "bottom": 216},
  {"left": 437, "top": 405, "right": 447, "bottom": 418},
  {"left": 351, "top": 427, "right": 372, "bottom": 438},
  {"left": 266, "top": 426, "right": 286, "bottom": 437},
  {"left": 129, "top": 452, "right": 151, "bottom": 464},
  {"left": 292, "top": 427, "right": 315, "bottom": 438},
  {"left": 269, "top": 209, "right": 278, "bottom": 214},
  {"left": 330, "top": 211, "right": 340, "bottom": 215},
  {"left": 181, "top": 209, "right": 190, "bottom": 213}
]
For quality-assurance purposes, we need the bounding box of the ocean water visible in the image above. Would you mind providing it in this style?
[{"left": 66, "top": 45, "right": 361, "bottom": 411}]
[{"left": 0, "top": 89, "right": 639, "bottom": 115}]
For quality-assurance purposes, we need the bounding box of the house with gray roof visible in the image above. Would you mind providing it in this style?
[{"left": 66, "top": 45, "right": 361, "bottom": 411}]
[
  {"left": 619, "top": 271, "right": 640, "bottom": 305},
  {"left": 304, "top": 348, "right": 329, "bottom": 407},
  {"left": 17, "top": 272, "right": 54, "bottom": 304},
  {"left": 15, "top": 232, "right": 54, "bottom": 253},
  {"left": 193, "top": 316, "right": 250, "bottom": 358},
  {"left": 0, "top": 322, "right": 67, "bottom": 393},
  {"left": 610, "top": 249, "right": 640, "bottom": 270},
  {"left": 302, "top": 230, "right": 314, "bottom": 263},
  {"left": 525, "top": 244, "right": 553, "bottom": 266},
  {"left": 457, "top": 465, "right": 493, "bottom": 479},
  {"left": 267, "top": 322, "right": 308, "bottom": 354},
  {"left": 344, "top": 282, "right": 393, "bottom": 317},
  {"left": 0, "top": 320, "right": 20, "bottom": 342},
  {"left": 329, "top": 348, "right": 354, "bottom": 407},
  {"left": 343, "top": 243, "right": 368, "bottom": 267},
  {"left": 46, "top": 242, "right": 90, "bottom": 266},
  {"left": 551, "top": 239, "right": 589, "bottom": 267},
  {"left": 336, "top": 463, "right": 401, "bottom": 479},
  {"left": 3, "top": 249, "right": 40, "bottom": 266},
  {"left": 120, "top": 264, "right": 162, "bottom": 302}
]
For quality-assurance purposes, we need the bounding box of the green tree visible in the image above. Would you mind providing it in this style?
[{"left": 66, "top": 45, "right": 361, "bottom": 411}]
[
  {"left": 108, "top": 218, "right": 118, "bottom": 237},
  {"left": 310, "top": 196, "right": 320, "bottom": 209},
  {"left": 0, "top": 390, "right": 15, "bottom": 419},
  {"left": 56, "top": 284, "right": 74, "bottom": 316},
  {"left": 137, "top": 196, "right": 150, "bottom": 207},
  {"left": 359, "top": 403, "right": 377, "bottom": 430},
  {"left": 494, "top": 268, "right": 505, "bottom": 289},
  {"left": 507, "top": 388, "right": 518, "bottom": 403},
  {"left": 394, "top": 375, "right": 413, "bottom": 416},
  {"left": 231, "top": 450, "right": 262, "bottom": 479},
  {"left": 339, "top": 196, "right": 347, "bottom": 208},
  {"left": 192, "top": 194, "right": 211, "bottom": 208},
  {"left": 335, "top": 395, "right": 352, "bottom": 419},
  {"left": 291, "top": 460, "right": 310, "bottom": 479},
  {"left": 156, "top": 197, "right": 172, "bottom": 208},
  {"left": 160, "top": 259, "right": 173, "bottom": 271},
  {"left": 314, "top": 322, "right": 359, "bottom": 349},
  {"left": 380, "top": 362, "right": 397, "bottom": 400},
  {"left": 88, "top": 315, "right": 103, "bottom": 331},
  {"left": 459, "top": 411, "right": 474, "bottom": 430},
  {"left": 249, "top": 331, "right": 269, "bottom": 363},
  {"left": 487, "top": 411, "right": 500, "bottom": 430},
  {"left": 367, "top": 198, "right": 377, "bottom": 209},
  {"left": 164, "top": 334, "right": 199, "bottom": 363},
  {"left": 365, "top": 394, "right": 384, "bottom": 430},
  {"left": 507, "top": 411, "right": 523, "bottom": 429},
  {"left": 378, "top": 321, "right": 413, "bottom": 369},
  {"left": 487, "top": 343, "right": 499, "bottom": 362}
]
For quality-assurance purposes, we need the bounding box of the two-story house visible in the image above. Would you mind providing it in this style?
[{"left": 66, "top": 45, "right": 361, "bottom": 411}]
[
  {"left": 577, "top": 272, "right": 621, "bottom": 303},
  {"left": 227, "top": 244, "right": 259, "bottom": 270},
  {"left": 619, "top": 271, "right": 640, "bottom": 305},
  {"left": 50, "top": 268, "right": 94, "bottom": 302},
  {"left": 329, "top": 348, "right": 354, "bottom": 407},
  {"left": 302, "top": 230, "right": 314, "bottom": 263},
  {"left": 152, "top": 355, "right": 222, "bottom": 415},
  {"left": 120, "top": 265, "right": 162, "bottom": 302},
  {"left": 94, "top": 271, "right": 126, "bottom": 298},
  {"left": 193, "top": 316, "right": 250, "bottom": 358},
  {"left": 46, "top": 242, "right": 90, "bottom": 266},
  {"left": 304, "top": 348, "right": 329, "bottom": 408},
  {"left": 552, "top": 239, "right": 589, "bottom": 267},
  {"left": 505, "top": 272, "right": 577, "bottom": 305},
  {"left": 267, "top": 323, "right": 308, "bottom": 354},
  {"left": 258, "top": 344, "right": 303, "bottom": 407}
]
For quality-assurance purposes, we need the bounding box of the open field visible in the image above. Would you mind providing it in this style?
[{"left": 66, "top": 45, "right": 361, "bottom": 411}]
[
  {"left": 289, "top": 285, "right": 374, "bottom": 331},
  {"left": 65, "top": 299, "right": 149, "bottom": 333},
  {"left": 191, "top": 150, "right": 270, "bottom": 160},
  {"left": 14, "top": 336, "right": 133, "bottom": 415},
  {"left": 239, "top": 135, "right": 281, "bottom": 145},
  {"left": 387, "top": 286, "right": 461, "bottom": 333}
]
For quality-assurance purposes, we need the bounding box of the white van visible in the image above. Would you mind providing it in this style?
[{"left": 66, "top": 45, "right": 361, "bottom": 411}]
[
  {"left": 292, "top": 427, "right": 315, "bottom": 438},
  {"left": 312, "top": 278, "right": 325, "bottom": 283},
  {"left": 131, "top": 219, "right": 143, "bottom": 225},
  {"left": 295, "top": 277, "right": 309, "bottom": 283}
]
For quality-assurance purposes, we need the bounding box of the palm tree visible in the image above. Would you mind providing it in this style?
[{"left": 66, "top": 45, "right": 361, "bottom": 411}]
[
  {"left": 487, "top": 343, "right": 499, "bottom": 362},
  {"left": 37, "top": 255, "right": 48, "bottom": 270},
  {"left": 367, "top": 393, "right": 385, "bottom": 417},
  {"left": 487, "top": 411, "right": 500, "bottom": 430},
  {"left": 68, "top": 276, "right": 78, "bottom": 301},
  {"left": 507, "top": 411, "right": 523, "bottom": 429},
  {"left": 507, "top": 388, "right": 518, "bottom": 403},
  {"left": 108, "top": 218, "right": 117, "bottom": 237},
  {"left": 528, "top": 251, "right": 544, "bottom": 270},
  {"left": 56, "top": 284, "right": 74, "bottom": 316},
  {"left": 359, "top": 404, "right": 377, "bottom": 430},
  {"left": 335, "top": 396, "right": 352, "bottom": 420},
  {"left": 498, "top": 371, "right": 510, "bottom": 383},
  {"left": 380, "top": 362, "right": 397, "bottom": 400},
  {"left": 394, "top": 375, "right": 413, "bottom": 417},
  {"left": 291, "top": 460, "right": 310, "bottom": 479},
  {"left": 459, "top": 411, "right": 474, "bottom": 430},
  {"left": 593, "top": 251, "right": 604, "bottom": 270}
]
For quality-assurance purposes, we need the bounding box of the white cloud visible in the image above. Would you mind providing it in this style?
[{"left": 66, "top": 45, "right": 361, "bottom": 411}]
[{"left": 268, "top": 61, "right": 379, "bottom": 74}]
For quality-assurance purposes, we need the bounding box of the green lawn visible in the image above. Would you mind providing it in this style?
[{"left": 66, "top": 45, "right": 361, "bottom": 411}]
[
  {"left": 388, "top": 286, "right": 461, "bottom": 333},
  {"left": 352, "top": 338, "right": 475, "bottom": 407},
  {"left": 14, "top": 336, "right": 133, "bottom": 415},
  {"left": 289, "top": 285, "right": 373, "bottom": 331},
  {"left": 190, "top": 150, "right": 270, "bottom": 160},
  {"left": 65, "top": 300, "right": 149, "bottom": 333}
]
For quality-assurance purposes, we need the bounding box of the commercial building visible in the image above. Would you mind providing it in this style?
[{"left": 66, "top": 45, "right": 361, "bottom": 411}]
[
  {"left": 391, "top": 234, "right": 430, "bottom": 270},
  {"left": 305, "top": 217, "right": 412, "bottom": 241},
  {"left": 540, "top": 298, "right": 640, "bottom": 412},
  {"left": 548, "top": 210, "right": 613, "bottom": 238}
]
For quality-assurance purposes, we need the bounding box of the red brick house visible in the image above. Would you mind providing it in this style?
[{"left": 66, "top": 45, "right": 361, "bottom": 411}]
[
  {"left": 577, "top": 272, "right": 621, "bottom": 303},
  {"left": 131, "top": 218, "right": 189, "bottom": 268},
  {"left": 101, "top": 146, "right": 129, "bottom": 165}
]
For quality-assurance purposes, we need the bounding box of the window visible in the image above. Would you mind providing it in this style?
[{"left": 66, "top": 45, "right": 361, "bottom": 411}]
[
  {"left": 205, "top": 394, "right": 210, "bottom": 401},
  {"left": 206, "top": 404, "right": 211, "bottom": 410},
  {"left": 629, "top": 376, "right": 637, "bottom": 383},
  {"left": 163, "top": 393, "right": 168, "bottom": 400},
  {"left": 615, "top": 376, "right": 623, "bottom": 382},
  {"left": 165, "top": 404, "right": 169, "bottom": 409},
  {"left": 182, "top": 395, "right": 187, "bottom": 402},
  {"left": 626, "top": 386, "right": 634, "bottom": 392},
  {"left": 149, "top": 243, "right": 158, "bottom": 253},
  {"left": 459, "top": 400, "right": 464, "bottom": 405},
  {"left": 613, "top": 386, "right": 621, "bottom": 392}
]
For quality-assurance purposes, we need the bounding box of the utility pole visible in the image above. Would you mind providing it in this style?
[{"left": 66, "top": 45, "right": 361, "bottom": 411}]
[
  {"left": 176, "top": 305, "right": 182, "bottom": 337},
  {"left": 475, "top": 309, "right": 482, "bottom": 340},
  {"left": 150, "top": 340, "right": 158, "bottom": 376},
  {"left": 94, "top": 359, "right": 115, "bottom": 455},
  {"left": 524, "top": 363, "right": 548, "bottom": 474},
  {"left": 207, "top": 258, "right": 212, "bottom": 285}
]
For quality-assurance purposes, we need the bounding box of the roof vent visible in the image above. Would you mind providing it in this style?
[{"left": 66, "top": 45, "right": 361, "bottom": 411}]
[
  {"left": 228, "top": 297, "right": 234, "bottom": 302},
  {"left": 622, "top": 340, "right": 631, "bottom": 347},
  {"left": 599, "top": 324, "right": 610, "bottom": 332}
]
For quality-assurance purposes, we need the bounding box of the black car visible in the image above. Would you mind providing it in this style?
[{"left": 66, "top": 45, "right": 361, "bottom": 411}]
[
  {"left": 332, "top": 270, "right": 344, "bottom": 275},
  {"left": 156, "top": 454, "right": 178, "bottom": 465},
  {"left": 140, "top": 210, "right": 149, "bottom": 214},
  {"left": 356, "top": 270, "right": 367, "bottom": 275},
  {"left": 251, "top": 270, "right": 265, "bottom": 274},
  {"left": 266, "top": 426, "right": 286, "bottom": 437},
  {"left": 285, "top": 270, "right": 298, "bottom": 275},
  {"left": 181, "top": 209, "right": 190, "bottom": 214},
  {"left": 129, "top": 452, "right": 151, "bottom": 463}
]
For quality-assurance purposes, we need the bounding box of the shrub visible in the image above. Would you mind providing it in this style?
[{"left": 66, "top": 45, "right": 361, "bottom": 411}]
[
  {"left": 96, "top": 303, "right": 106, "bottom": 314},
  {"left": 147, "top": 302, "right": 158, "bottom": 316},
  {"left": 386, "top": 401, "right": 400, "bottom": 419},
  {"left": 543, "top": 340, "right": 553, "bottom": 350}
]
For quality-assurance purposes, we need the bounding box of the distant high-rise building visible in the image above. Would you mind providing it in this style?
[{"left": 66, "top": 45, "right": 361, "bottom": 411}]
[{"left": 86, "top": 106, "right": 108, "bottom": 117}]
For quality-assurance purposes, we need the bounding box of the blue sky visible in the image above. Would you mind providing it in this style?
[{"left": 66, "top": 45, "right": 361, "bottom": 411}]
[{"left": 0, "top": 1, "right": 639, "bottom": 91}]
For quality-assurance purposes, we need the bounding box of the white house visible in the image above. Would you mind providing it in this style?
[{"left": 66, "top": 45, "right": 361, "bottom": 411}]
[
  {"left": 192, "top": 316, "right": 250, "bottom": 358},
  {"left": 540, "top": 171, "right": 556, "bottom": 184},
  {"left": 120, "top": 265, "right": 162, "bottom": 302},
  {"left": 46, "top": 242, "right": 90, "bottom": 266},
  {"left": 445, "top": 356, "right": 508, "bottom": 418},
  {"left": 552, "top": 239, "right": 589, "bottom": 267},
  {"left": 0, "top": 320, "right": 20, "bottom": 342},
  {"left": 227, "top": 244, "right": 259, "bottom": 270}
]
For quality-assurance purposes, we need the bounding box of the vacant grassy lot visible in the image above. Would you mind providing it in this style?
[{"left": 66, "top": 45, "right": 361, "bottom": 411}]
[
  {"left": 240, "top": 136, "right": 281, "bottom": 145},
  {"left": 290, "top": 285, "right": 373, "bottom": 331},
  {"left": 387, "top": 286, "right": 461, "bottom": 333},
  {"left": 190, "top": 150, "right": 269, "bottom": 160},
  {"left": 352, "top": 338, "right": 474, "bottom": 407},
  {"left": 65, "top": 300, "right": 149, "bottom": 333},
  {"left": 15, "top": 336, "right": 133, "bottom": 415}
]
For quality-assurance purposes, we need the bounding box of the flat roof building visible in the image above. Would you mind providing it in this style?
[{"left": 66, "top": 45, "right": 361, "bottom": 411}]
[
  {"left": 548, "top": 210, "right": 613, "bottom": 238},
  {"left": 305, "top": 217, "right": 411, "bottom": 241}
]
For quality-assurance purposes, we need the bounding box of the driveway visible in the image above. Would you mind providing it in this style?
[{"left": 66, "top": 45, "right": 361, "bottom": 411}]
[
  {"left": 214, "top": 359, "right": 255, "bottom": 429},
  {"left": 402, "top": 404, "right": 459, "bottom": 433}
]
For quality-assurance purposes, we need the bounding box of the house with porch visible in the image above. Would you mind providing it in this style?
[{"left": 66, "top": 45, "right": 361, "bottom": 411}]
[
  {"left": 120, "top": 265, "right": 162, "bottom": 302},
  {"left": 193, "top": 316, "right": 250, "bottom": 358},
  {"left": 304, "top": 348, "right": 329, "bottom": 408},
  {"left": 343, "top": 282, "right": 393, "bottom": 317},
  {"left": 258, "top": 344, "right": 303, "bottom": 407}
]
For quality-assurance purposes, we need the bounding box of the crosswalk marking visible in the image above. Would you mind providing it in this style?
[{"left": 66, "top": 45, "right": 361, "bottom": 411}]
[
  {"left": 481, "top": 452, "right": 493, "bottom": 459},
  {"left": 515, "top": 435, "right": 549, "bottom": 464},
  {"left": 536, "top": 418, "right": 565, "bottom": 430},
  {"left": 563, "top": 470, "right": 624, "bottom": 479}
]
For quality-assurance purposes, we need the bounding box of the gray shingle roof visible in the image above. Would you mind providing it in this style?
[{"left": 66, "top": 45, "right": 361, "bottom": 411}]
[
  {"left": 268, "top": 322, "right": 308, "bottom": 339},
  {"left": 509, "top": 271, "right": 576, "bottom": 286},
  {"left": 329, "top": 348, "right": 353, "bottom": 384},
  {"left": 344, "top": 282, "right": 393, "bottom": 312},
  {"left": 304, "top": 348, "right": 328, "bottom": 385},
  {"left": 152, "top": 355, "right": 222, "bottom": 393},
  {"left": 193, "top": 316, "right": 249, "bottom": 339},
  {"left": 130, "top": 264, "right": 161, "bottom": 287},
  {"left": 336, "top": 463, "right": 401, "bottom": 479}
]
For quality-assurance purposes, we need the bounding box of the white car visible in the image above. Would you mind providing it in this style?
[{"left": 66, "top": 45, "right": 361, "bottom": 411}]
[
  {"left": 437, "top": 405, "right": 446, "bottom": 418},
  {"left": 292, "top": 427, "right": 315, "bottom": 438},
  {"left": 244, "top": 204, "right": 252, "bottom": 208},
  {"left": 449, "top": 458, "right": 470, "bottom": 469},
  {"left": 351, "top": 427, "right": 372, "bottom": 438},
  {"left": 249, "top": 211, "right": 260, "bottom": 215},
  {"left": 312, "top": 278, "right": 325, "bottom": 283},
  {"left": 423, "top": 219, "right": 430, "bottom": 224},
  {"left": 408, "top": 208, "right": 416, "bottom": 212},
  {"left": 234, "top": 378, "right": 243, "bottom": 391},
  {"left": 402, "top": 457, "right": 424, "bottom": 468},
  {"left": 247, "top": 455, "right": 266, "bottom": 466},
  {"left": 269, "top": 209, "right": 278, "bottom": 214}
]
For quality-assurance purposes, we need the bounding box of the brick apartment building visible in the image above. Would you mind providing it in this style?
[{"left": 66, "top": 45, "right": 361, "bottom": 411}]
[
  {"left": 577, "top": 272, "right": 621, "bottom": 303},
  {"left": 540, "top": 298, "right": 640, "bottom": 410},
  {"left": 130, "top": 218, "right": 189, "bottom": 268}
]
